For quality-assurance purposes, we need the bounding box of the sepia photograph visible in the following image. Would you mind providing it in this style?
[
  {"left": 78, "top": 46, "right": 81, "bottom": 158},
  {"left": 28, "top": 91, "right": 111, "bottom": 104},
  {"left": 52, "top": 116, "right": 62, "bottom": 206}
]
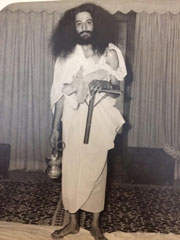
[{"left": 0, "top": 0, "right": 180, "bottom": 239}]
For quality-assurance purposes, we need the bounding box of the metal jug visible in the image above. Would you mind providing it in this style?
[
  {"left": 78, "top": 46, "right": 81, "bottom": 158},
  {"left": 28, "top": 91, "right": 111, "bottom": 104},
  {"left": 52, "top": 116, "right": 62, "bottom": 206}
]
[{"left": 46, "top": 141, "right": 65, "bottom": 179}]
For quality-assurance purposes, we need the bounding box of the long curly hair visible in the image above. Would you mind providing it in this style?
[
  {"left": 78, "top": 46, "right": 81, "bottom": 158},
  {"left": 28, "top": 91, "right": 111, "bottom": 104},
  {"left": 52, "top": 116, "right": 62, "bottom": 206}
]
[{"left": 50, "top": 3, "right": 117, "bottom": 58}]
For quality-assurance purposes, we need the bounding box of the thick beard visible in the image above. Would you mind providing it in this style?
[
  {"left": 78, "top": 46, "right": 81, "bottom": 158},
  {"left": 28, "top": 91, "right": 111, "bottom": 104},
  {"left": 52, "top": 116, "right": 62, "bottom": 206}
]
[{"left": 76, "top": 31, "right": 94, "bottom": 45}]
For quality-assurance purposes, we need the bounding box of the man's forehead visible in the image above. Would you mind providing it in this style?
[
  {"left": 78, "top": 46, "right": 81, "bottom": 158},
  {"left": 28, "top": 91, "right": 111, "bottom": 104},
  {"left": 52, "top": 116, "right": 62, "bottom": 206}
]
[{"left": 75, "top": 11, "right": 92, "bottom": 21}]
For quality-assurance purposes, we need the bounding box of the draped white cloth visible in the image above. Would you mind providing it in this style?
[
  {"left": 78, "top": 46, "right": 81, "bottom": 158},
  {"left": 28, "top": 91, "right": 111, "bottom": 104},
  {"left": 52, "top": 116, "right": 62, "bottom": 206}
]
[{"left": 50, "top": 43, "right": 126, "bottom": 212}]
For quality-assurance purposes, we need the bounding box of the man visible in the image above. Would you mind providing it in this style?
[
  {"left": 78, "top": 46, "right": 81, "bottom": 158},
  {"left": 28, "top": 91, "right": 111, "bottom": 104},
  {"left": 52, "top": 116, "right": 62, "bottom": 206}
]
[{"left": 49, "top": 3, "right": 127, "bottom": 240}]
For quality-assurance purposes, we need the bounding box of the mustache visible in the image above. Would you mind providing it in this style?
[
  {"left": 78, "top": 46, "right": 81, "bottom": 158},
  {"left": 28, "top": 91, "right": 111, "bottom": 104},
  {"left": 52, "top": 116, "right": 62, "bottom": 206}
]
[{"left": 79, "top": 31, "right": 92, "bottom": 35}]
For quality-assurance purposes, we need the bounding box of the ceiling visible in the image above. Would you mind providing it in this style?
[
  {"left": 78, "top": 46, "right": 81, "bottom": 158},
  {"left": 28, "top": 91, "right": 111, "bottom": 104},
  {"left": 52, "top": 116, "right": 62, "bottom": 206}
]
[{"left": 3, "top": 0, "right": 180, "bottom": 14}]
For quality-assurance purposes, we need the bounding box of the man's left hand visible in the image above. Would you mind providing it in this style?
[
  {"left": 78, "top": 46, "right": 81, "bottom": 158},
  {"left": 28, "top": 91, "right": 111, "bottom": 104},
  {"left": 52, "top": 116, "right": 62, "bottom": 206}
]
[{"left": 89, "top": 80, "right": 112, "bottom": 95}]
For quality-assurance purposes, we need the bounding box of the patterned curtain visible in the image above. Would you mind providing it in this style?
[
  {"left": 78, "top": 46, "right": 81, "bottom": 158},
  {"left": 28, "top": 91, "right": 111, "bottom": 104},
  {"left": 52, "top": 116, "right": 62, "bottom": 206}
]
[
  {"left": 0, "top": 9, "right": 62, "bottom": 170},
  {"left": 128, "top": 12, "right": 180, "bottom": 179}
]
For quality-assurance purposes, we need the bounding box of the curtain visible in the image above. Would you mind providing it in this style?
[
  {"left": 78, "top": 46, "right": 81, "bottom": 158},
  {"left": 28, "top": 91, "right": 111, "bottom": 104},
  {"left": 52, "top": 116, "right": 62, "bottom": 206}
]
[
  {"left": 1, "top": 9, "right": 180, "bottom": 177},
  {"left": 128, "top": 12, "right": 180, "bottom": 179},
  {"left": 0, "top": 9, "right": 62, "bottom": 170},
  {"left": 4, "top": 0, "right": 180, "bottom": 15}
]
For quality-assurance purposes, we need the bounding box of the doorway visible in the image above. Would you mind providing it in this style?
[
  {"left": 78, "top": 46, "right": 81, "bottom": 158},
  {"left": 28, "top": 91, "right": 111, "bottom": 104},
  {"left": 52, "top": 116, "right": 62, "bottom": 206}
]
[{"left": 107, "top": 11, "right": 136, "bottom": 183}]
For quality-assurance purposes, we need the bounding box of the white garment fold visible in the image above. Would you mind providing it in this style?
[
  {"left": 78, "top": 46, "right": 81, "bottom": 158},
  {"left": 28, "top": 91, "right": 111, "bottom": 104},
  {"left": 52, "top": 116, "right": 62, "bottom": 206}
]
[{"left": 50, "top": 43, "right": 127, "bottom": 213}]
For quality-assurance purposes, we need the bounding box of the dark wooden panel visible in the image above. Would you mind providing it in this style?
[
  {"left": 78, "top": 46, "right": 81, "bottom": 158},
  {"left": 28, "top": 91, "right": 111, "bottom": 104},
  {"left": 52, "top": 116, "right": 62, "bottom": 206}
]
[
  {"left": 113, "top": 11, "right": 136, "bottom": 149},
  {"left": 127, "top": 147, "right": 175, "bottom": 185},
  {"left": 0, "top": 144, "right": 10, "bottom": 178}
]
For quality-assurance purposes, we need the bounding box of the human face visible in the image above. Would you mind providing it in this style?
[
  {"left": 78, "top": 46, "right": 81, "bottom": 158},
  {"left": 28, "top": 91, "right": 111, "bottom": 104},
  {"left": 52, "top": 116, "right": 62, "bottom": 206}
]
[{"left": 75, "top": 11, "right": 93, "bottom": 39}]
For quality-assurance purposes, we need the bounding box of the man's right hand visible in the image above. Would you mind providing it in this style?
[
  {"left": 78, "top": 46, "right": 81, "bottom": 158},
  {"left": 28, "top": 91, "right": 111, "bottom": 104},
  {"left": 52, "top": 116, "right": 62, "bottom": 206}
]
[{"left": 49, "top": 129, "right": 60, "bottom": 148}]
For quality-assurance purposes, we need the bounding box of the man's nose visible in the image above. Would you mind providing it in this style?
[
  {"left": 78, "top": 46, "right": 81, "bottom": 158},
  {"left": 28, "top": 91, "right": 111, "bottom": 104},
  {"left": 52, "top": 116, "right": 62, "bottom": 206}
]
[{"left": 82, "top": 23, "right": 87, "bottom": 31}]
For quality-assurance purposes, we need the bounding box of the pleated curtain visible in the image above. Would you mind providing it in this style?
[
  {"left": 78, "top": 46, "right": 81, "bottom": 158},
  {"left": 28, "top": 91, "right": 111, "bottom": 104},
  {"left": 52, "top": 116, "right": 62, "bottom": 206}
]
[
  {"left": 1, "top": 9, "right": 180, "bottom": 179},
  {"left": 0, "top": 9, "right": 62, "bottom": 170},
  {"left": 128, "top": 12, "right": 180, "bottom": 179}
]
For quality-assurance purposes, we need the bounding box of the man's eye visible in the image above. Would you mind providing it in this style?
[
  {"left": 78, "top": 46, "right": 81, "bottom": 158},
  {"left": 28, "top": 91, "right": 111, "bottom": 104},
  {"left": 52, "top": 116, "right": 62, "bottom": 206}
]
[
  {"left": 87, "top": 21, "right": 92, "bottom": 25},
  {"left": 76, "top": 22, "right": 81, "bottom": 26}
]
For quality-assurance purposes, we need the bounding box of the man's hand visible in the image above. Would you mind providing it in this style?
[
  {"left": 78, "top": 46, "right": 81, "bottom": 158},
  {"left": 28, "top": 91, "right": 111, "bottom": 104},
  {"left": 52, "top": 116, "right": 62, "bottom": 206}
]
[
  {"left": 88, "top": 80, "right": 112, "bottom": 95},
  {"left": 49, "top": 129, "right": 60, "bottom": 148}
]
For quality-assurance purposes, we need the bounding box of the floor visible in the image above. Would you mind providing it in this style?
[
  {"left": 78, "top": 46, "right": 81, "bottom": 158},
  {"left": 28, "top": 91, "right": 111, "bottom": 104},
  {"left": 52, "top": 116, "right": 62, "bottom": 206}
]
[
  {"left": 1, "top": 221, "right": 180, "bottom": 240},
  {"left": 1, "top": 170, "right": 180, "bottom": 235}
]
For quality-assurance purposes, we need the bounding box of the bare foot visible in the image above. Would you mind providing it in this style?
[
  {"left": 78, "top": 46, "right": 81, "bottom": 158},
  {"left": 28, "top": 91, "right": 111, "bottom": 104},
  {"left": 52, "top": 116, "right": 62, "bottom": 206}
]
[
  {"left": 51, "top": 223, "right": 79, "bottom": 239},
  {"left": 90, "top": 227, "right": 108, "bottom": 240}
]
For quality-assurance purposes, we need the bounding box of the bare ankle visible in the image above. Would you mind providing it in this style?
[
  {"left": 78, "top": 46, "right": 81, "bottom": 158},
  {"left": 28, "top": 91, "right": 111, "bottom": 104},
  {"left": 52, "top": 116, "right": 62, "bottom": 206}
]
[
  {"left": 69, "top": 212, "right": 79, "bottom": 228},
  {"left": 91, "top": 212, "right": 100, "bottom": 229},
  {"left": 91, "top": 222, "right": 99, "bottom": 229}
]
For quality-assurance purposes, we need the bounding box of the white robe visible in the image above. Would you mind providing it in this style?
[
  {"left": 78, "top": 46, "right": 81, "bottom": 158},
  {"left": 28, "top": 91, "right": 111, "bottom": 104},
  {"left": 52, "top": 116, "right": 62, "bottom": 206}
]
[{"left": 50, "top": 43, "right": 127, "bottom": 213}]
